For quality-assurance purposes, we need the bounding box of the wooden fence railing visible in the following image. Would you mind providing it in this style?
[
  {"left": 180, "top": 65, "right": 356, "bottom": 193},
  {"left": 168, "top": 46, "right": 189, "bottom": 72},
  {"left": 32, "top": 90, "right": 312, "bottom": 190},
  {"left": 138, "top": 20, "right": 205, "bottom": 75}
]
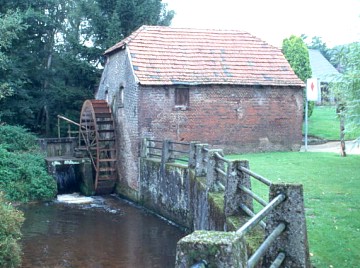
[
  {"left": 57, "top": 115, "right": 80, "bottom": 139},
  {"left": 142, "top": 138, "right": 190, "bottom": 165}
]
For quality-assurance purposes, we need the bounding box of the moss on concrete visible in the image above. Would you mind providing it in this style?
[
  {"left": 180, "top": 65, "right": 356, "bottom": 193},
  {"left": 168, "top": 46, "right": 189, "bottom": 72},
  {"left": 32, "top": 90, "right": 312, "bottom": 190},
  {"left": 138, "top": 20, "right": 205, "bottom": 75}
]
[
  {"left": 246, "top": 228, "right": 264, "bottom": 256},
  {"left": 207, "top": 190, "right": 264, "bottom": 256},
  {"left": 182, "top": 230, "right": 237, "bottom": 243},
  {"left": 227, "top": 215, "right": 243, "bottom": 230},
  {"left": 193, "top": 176, "right": 206, "bottom": 189},
  {"left": 134, "top": 156, "right": 265, "bottom": 263},
  {"left": 79, "top": 182, "right": 95, "bottom": 196},
  {"left": 207, "top": 192, "right": 226, "bottom": 230},
  {"left": 226, "top": 215, "right": 264, "bottom": 255},
  {"left": 115, "top": 183, "right": 140, "bottom": 202},
  {"left": 79, "top": 160, "right": 95, "bottom": 196},
  {"left": 176, "top": 230, "right": 245, "bottom": 268},
  {"left": 208, "top": 192, "right": 224, "bottom": 212},
  {"left": 166, "top": 162, "right": 188, "bottom": 169}
]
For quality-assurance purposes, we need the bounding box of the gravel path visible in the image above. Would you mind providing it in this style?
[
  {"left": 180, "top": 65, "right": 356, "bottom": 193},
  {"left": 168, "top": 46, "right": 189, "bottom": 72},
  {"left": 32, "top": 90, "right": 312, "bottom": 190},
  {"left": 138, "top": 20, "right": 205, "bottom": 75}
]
[{"left": 300, "top": 140, "right": 360, "bottom": 154}]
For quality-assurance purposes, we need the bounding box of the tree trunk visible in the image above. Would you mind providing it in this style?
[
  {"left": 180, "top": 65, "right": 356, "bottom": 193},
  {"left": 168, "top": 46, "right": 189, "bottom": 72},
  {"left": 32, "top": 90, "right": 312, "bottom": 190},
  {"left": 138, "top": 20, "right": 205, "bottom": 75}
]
[
  {"left": 340, "top": 113, "right": 346, "bottom": 157},
  {"left": 44, "top": 105, "right": 50, "bottom": 138}
]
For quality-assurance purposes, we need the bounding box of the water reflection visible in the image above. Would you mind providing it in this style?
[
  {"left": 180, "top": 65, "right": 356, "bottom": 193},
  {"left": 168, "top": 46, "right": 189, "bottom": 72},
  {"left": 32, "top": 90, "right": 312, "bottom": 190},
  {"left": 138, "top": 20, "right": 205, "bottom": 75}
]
[{"left": 20, "top": 195, "right": 186, "bottom": 268}]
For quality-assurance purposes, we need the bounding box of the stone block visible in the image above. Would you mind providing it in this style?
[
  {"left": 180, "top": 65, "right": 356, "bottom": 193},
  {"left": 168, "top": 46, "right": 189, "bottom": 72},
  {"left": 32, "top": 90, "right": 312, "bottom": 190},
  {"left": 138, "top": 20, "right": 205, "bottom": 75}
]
[
  {"left": 79, "top": 160, "right": 95, "bottom": 196},
  {"left": 175, "top": 230, "right": 247, "bottom": 268},
  {"left": 264, "top": 183, "right": 311, "bottom": 267}
]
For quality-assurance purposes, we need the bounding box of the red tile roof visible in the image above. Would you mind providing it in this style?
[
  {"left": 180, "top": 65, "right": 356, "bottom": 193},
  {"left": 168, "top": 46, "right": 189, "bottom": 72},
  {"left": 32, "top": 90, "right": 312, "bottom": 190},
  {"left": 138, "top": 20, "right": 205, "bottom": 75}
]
[{"left": 105, "top": 26, "right": 304, "bottom": 87}]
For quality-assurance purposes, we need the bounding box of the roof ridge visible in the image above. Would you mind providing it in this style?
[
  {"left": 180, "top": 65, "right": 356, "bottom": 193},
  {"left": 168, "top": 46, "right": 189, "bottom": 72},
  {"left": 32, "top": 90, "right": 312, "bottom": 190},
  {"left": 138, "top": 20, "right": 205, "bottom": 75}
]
[
  {"left": 105, "top": 25, "right": 276, "bottom": 55},
  {"left": 137, "top": 25, "right": 254, "bottom": 33},
  {"left": 134, "top": 25, "right": 277, "bottom": 50}
]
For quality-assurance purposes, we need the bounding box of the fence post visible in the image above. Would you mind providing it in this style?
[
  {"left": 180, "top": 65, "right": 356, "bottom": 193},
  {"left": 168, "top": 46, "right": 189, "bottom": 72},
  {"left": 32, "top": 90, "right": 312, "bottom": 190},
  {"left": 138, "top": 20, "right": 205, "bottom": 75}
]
[
  {"left": 58, "top": 117, "right": 61, "bottom": 138},
  {"left": 224, "top": 160, "right": 253, "bottom": 217},
  {"left": 68, "top": 124, "right": 71, "bottom": 138},
  {"left": 206, "top": 149, "right": 224, "bottom": 192},
  {"left": 189, "top": 143, "right": 209, "bottom": 177},
  {"left": 161, "top": 139, "right": 172, "bottom": 176},
  {"left": 161, "top": 139, "right": 172, "bottom": 163},
  {"left": 238, "top": 160, "right": 253, "bottom": 213},
  {"left": 140, "top": 138, "right": 149, "bottom": 158},
  {"left": 188, "top": 142, "right": 197, "bottom": 169},
  {"left": 264, "top": 183, "right": 311, "bottom": 267},
  {"left": 175, "top": 230, "right": 248, "bottom": 268}
]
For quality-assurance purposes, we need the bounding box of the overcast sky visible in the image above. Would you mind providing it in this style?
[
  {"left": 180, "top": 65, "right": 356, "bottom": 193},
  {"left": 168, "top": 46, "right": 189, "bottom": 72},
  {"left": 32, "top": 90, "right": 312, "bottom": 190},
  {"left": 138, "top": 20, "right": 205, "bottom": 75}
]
[{"left": 163, "top": 0, "right": 360, "bottom": 48}]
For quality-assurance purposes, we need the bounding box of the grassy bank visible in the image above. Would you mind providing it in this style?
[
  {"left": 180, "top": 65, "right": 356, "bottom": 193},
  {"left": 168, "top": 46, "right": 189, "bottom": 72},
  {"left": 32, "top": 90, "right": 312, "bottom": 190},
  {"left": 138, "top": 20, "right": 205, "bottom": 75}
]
[
  {"left": 304, "top": 105, "right": 360, "bottom": 140},
  {"left": 228, "top": 152, "right": 360, "bottom": 267}
]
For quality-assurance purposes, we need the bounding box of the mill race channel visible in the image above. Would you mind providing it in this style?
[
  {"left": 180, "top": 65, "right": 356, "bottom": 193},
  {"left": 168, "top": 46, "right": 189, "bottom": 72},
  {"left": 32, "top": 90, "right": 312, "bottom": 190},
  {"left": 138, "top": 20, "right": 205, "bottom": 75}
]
[{"left": 19, "top": 195, "right": 186, "bottom": 267}]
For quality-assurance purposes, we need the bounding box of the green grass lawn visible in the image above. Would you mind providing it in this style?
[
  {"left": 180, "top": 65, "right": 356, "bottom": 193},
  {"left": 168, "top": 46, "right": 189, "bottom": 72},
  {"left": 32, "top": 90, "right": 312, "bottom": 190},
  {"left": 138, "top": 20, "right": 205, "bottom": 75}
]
[
  {"left": 228, "top": 152, "right": 360, "bottom": 268},
  {"left": 304, "top": 106, "right": 360, "bottom": 140}
]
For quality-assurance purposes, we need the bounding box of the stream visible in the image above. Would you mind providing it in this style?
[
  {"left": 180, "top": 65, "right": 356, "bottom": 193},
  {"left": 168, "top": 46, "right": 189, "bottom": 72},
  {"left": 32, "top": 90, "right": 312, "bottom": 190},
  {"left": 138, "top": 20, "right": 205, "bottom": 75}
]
[{"left": 19, "top": 194, "right": 186, "bottom": 268}]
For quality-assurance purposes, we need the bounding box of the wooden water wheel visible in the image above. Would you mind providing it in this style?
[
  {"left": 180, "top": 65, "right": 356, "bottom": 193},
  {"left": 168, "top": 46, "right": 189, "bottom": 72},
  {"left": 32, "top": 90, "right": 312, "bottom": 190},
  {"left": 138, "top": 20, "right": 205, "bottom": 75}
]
[{"left": 79, "top": 100, "right": 117, "bottom": 195}]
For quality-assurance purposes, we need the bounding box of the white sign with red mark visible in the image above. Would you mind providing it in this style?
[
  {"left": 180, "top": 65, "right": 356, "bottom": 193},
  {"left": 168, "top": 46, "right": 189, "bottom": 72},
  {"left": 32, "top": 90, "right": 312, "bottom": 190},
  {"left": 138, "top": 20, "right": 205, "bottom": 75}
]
[{"left": 306, "top": 78, "right": 319, "bottom": 101}]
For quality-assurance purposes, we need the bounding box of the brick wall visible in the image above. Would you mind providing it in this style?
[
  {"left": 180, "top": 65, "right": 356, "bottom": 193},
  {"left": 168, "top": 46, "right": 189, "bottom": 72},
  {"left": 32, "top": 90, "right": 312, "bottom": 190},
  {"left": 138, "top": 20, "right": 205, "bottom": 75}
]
[
  {"left": 139, "top": 85, "right": 303, "bottom": 153},
  {"left": 97, "top": 50, "right": 303, "bottom": 195}
]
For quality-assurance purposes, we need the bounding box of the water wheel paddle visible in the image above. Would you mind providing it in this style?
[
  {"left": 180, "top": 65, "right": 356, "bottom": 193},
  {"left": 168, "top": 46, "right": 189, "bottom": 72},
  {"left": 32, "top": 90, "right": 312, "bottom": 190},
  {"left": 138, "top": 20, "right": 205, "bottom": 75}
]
[{"left": 79, "top": 100, "right": 117, "bottom": 195}]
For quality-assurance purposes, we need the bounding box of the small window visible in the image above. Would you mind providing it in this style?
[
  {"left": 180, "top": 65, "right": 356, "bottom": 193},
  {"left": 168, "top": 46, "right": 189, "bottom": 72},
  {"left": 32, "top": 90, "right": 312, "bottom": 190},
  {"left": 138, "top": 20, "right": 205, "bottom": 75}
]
[
  {"left": 175, "top": 88, "right": 189, "bottom": 107},
  {"left": 118, "top": 85, "right": 124, "bottom": 108},
  {"left": 105, "top": 90, "right": 109, "bottom": 102}
]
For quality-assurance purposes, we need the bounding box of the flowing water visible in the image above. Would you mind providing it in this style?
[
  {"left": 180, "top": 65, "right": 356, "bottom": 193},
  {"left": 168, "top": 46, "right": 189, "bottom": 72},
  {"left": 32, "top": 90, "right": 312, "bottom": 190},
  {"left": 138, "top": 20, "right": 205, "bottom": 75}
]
[
  {"left": 19, "top": 195, "right": 186, "bottom": 268},
  {"left": 55, "top": 165, "right": 79, "bottom": 194}
]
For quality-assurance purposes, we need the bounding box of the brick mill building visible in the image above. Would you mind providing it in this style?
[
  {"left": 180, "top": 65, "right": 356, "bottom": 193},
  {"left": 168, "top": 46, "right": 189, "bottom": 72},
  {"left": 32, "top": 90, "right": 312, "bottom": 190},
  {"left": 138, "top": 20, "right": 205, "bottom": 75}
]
[{"left": 96, "top": 26, "right": 304, "bottom": 195}]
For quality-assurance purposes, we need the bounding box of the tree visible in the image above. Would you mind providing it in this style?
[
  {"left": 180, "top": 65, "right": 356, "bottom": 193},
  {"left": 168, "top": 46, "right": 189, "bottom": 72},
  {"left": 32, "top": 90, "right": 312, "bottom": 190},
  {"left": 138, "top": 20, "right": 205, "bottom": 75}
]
[
  {"left": 0, "top": 10, "right": 27, "bottom": 101},
  {"left": 82, "top": 0, "right": 174, "bottom": 51},
  {"left": 0, "top": 0, "right": 174, "bottom": 137},
  {"left": 0, "top": 0, "right": 89, "bottom": 135},
  {"left": 329, "top": 42, "right": 360, "bottom": 143},
  {"left": 282, "top": 35, "right": 313, "bottom": 117},
  {"left": 307, "top": 36, "right": 331, "bottom": 61}
]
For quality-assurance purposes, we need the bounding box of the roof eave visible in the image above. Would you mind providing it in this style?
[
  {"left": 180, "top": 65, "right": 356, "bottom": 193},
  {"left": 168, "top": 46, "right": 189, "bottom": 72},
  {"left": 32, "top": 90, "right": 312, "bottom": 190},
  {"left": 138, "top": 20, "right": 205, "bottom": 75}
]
[{"left": 104, "top": 42, "right": 126, "bottom": 55}]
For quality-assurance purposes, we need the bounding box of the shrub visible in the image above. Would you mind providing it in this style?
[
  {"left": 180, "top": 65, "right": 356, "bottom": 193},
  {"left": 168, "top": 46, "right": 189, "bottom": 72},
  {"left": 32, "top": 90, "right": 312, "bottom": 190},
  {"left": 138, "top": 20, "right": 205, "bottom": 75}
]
[
  {"left": 0, "top": 192, "right": 24, "bottom": 268},
  {"left": 0, "top": 125, "right": 57, "bottom": 202},
  {"left": 0, "top": 125, "right": 38, "bottom": 152},
  {"left": 0, "top": 146, "right": 57, "bottom": 202}
]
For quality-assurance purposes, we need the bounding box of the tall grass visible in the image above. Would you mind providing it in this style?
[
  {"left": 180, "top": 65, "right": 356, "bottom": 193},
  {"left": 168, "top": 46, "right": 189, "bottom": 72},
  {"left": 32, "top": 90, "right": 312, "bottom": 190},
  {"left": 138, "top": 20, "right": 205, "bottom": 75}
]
[{"left": 228, "top": 152, "right": 360, "bottom": 267}]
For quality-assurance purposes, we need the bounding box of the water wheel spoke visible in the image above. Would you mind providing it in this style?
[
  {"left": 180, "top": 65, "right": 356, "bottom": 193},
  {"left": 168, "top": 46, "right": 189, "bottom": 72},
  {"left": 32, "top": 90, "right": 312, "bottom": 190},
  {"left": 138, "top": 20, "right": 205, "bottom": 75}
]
[{"left": 90, "top": 138, "right": 97, "bottom": 147}]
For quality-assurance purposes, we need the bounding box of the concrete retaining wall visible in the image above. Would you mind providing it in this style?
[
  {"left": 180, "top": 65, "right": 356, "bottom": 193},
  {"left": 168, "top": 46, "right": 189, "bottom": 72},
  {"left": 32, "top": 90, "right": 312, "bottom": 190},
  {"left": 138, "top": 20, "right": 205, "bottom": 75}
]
[
  {"left": 138, "top": 139, "right": 310, "bottom": 267},
  {"left": 139, "top": 157, "right": 228, "bottom": 231},
  {"left": 140, "top": 159, "right": 192, "bottom": 228}
]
